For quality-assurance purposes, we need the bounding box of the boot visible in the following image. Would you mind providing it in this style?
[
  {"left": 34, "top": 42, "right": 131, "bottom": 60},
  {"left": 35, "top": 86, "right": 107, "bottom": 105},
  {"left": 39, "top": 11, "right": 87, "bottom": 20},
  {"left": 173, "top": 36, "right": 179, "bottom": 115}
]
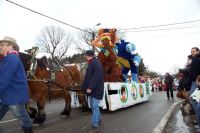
[{"left": 23, "top": 127, "right": 33, "bottom": 133}]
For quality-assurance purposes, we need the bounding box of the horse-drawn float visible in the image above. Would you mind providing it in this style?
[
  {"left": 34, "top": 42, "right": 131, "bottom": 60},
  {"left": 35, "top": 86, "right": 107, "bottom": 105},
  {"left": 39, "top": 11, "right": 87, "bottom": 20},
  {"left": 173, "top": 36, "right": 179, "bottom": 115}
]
[{"left": 19, "top": 28, "right": 152, "bottom": 124}]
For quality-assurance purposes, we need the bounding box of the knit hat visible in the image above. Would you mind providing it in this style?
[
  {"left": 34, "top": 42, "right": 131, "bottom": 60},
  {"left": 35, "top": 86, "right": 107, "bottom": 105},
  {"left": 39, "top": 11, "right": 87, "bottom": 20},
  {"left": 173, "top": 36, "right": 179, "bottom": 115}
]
[{"left": 85, "top": 50, "right": 94, "bottom": 56}]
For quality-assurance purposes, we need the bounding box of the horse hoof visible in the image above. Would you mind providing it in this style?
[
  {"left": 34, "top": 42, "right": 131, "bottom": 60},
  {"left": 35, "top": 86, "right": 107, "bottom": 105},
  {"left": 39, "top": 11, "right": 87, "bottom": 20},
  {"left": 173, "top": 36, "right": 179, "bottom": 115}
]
[
  {"left": 60, "top": 111, "right": 65, "bottom": 116},
  {"left": 60, "top": 110, "right": 70, "bottom": 117},
  {"left": 38, "top": 113, "right": 46, "bottom": 124},
  {"left": 33, "top": 113, "right": 46, "bottom": 124},
  {"left": 33, "top": 119, "right": 39, "bottom": 125},
  {"left": 81, "top": 108, "right": 89, "bottom": 115},
  {"left": 28, "top": 107, "right": 37, "bottom": 119},
  {"left": 81, "top": 111, "right": 88, "bottom": 115},
  {"left": 60, "top": 111, "right": 66, "bottom": 118}
]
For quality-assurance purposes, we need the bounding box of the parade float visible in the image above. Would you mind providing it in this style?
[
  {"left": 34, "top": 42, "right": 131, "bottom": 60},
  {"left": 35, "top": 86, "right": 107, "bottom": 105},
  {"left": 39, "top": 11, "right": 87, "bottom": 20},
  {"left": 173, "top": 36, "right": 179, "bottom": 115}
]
[
  {"left": 69, "top": 67, "right": 152, "bottom": 111},
  {"left": 99, "top": 81, "right": 152, "bottom": 111},
  {"left": 89, "top": 28, "right": 152, "bottom": 111}
]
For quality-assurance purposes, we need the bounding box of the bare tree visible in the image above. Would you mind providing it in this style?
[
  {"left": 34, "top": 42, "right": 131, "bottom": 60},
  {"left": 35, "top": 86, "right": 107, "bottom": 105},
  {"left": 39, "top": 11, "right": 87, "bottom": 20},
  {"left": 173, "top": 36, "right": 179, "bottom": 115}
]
[
  {"left": 75, "top": 28, "right": 93, "bottom": 53},
  {"left": 36, "top": 26, "right": 74, "bottom": 60},
  {"left": 169, "top": 65, "right": 180, "bottom": 75},
  {"left": 75, "top": 28, "right": 126, "bottom": 55}
]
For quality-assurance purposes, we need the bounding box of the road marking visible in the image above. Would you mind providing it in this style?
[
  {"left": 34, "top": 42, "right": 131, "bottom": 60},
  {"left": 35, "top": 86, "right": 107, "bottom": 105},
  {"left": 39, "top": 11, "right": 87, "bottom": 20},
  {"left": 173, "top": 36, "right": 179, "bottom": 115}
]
[
  {"left": 81, "top": 125, "right": 89, "bottom": 130},
  {"left": 0, "top": 119, "right": 18, "bottom": 124},
  {"left": 0, "top": 110, "right": 61, "bottom": 124}
]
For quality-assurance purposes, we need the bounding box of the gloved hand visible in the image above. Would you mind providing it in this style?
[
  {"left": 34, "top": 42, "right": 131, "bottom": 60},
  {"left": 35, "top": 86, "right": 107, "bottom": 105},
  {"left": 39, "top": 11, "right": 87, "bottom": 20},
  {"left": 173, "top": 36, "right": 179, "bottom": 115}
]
[{"left": 134, "top": 61, "right": 139, "bottom": 67}]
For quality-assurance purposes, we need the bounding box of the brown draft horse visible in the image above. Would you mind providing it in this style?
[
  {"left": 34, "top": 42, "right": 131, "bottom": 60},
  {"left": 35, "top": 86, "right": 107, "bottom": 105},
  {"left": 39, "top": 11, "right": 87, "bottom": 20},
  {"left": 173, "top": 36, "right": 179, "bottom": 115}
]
[{"left": 19, "top": 52, "right": 88, "bottom": 124}]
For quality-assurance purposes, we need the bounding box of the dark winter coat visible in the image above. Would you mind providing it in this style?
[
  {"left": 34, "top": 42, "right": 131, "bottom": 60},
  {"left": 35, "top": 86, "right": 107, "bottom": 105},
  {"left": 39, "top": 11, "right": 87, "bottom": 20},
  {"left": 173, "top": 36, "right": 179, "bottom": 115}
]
[
  {"left": 188, "top": 54, "right": 200, "bottom": 87},
  {"left": 164, "top": 75, "right": 174, "bottom": 89},
  {"left": 178, "top": 55, "right": 195, "bottom": 91},
  {"left": 178, "top": 69, "right": 191, "bottom": 91},
  {"left": 81, "top": 57, "right": 104, "bottom": 100}
]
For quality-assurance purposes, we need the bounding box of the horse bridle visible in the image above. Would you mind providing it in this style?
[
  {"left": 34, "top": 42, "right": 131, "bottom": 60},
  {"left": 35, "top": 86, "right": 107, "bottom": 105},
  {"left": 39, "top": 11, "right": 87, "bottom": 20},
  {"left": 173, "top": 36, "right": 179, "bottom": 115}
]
[{"left": 24, "top": 47, "right": 39, "bottom": 80}]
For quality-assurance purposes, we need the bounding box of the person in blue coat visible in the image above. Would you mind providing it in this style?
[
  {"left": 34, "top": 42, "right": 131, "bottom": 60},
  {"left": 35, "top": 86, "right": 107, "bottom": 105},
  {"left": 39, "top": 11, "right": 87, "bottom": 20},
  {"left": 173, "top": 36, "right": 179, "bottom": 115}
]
[
  {"left": 81, "top": 50, "right": 104, "bottom": 132},
  {"left": 0, "top": 37, "right": 33, "bottom": 133}
]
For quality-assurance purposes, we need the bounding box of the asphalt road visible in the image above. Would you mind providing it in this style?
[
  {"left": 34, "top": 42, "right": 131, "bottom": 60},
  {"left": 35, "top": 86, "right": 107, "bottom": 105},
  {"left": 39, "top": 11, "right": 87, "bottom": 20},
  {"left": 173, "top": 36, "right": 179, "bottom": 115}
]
[{"left": 0, "top": 91, "right": 179, "bottom": 133}]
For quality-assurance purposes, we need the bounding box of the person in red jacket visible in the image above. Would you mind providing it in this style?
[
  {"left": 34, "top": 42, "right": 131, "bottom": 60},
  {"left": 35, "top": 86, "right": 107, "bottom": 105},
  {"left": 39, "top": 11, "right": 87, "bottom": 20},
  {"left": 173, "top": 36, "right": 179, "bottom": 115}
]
[{"left": 162, "top": 83, "right": 167, "bottom": 91}]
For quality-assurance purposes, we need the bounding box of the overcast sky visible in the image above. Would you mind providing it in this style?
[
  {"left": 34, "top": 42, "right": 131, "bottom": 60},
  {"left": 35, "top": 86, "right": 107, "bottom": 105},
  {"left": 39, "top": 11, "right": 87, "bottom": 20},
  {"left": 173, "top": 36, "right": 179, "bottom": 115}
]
[{"left": 0, "top": 0, "right": 200, "bottom": 74}]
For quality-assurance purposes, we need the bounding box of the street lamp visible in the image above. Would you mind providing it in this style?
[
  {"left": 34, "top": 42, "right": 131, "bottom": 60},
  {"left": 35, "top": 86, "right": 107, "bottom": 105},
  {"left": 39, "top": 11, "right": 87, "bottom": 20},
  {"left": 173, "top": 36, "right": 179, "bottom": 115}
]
[{"left": 92, "top": 23, "right": 101, "bottom": 52}]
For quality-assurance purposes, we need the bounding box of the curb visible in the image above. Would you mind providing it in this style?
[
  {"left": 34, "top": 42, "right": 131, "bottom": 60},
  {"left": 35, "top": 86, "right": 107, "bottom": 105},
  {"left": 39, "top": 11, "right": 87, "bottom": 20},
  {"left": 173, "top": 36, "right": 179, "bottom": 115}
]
[{"left": 152, "top": 100, "right": 183, "bottom": 133}]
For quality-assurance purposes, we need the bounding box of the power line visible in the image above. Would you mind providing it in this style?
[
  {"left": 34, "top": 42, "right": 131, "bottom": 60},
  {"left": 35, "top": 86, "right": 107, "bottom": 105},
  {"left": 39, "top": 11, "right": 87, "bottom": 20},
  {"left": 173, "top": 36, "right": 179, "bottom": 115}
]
[
  {"left": 129, "top": 30, "right": 200, "bottom": 39},
  {"left": 5, "top": 0, "right": 200, "bottom": 35},
  {"left": 5, "top": 0, "right": 93, "bottom": 34},
  {"left": 120, "top": 19, "right": 200, "bottom": 31},
  {"left": 120, "top": 25, "right": 200, "bottom": 33}
]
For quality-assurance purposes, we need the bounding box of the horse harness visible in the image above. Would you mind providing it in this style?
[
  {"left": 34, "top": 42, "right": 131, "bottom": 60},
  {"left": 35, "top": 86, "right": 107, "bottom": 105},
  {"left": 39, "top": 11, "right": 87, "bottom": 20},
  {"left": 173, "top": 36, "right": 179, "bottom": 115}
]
[{"left": 24, "top": 47, "right": 84, "bottom": 102}]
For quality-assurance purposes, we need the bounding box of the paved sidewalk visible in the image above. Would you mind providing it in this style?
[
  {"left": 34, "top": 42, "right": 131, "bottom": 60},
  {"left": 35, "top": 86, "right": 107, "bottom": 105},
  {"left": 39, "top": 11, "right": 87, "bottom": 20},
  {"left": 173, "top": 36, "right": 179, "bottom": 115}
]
[{"left": 164, "top": 102, "right": 197, "bottom": 133}]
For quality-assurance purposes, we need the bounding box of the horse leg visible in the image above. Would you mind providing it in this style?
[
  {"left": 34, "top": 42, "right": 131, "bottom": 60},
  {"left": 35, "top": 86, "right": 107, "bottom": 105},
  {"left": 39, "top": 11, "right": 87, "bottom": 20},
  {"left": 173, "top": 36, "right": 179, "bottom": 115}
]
[
  {"left": 33, "top": 96, "right": 46, "bottom": 124},
  {"left": 60, "top": 92, "right": 71, "bottom": 117},
  {"left": 25, "top": 103, "right": 37, "bottom": 119},
  {"left": 77, "top": 93, "right": 89, "bottom": 114}
]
